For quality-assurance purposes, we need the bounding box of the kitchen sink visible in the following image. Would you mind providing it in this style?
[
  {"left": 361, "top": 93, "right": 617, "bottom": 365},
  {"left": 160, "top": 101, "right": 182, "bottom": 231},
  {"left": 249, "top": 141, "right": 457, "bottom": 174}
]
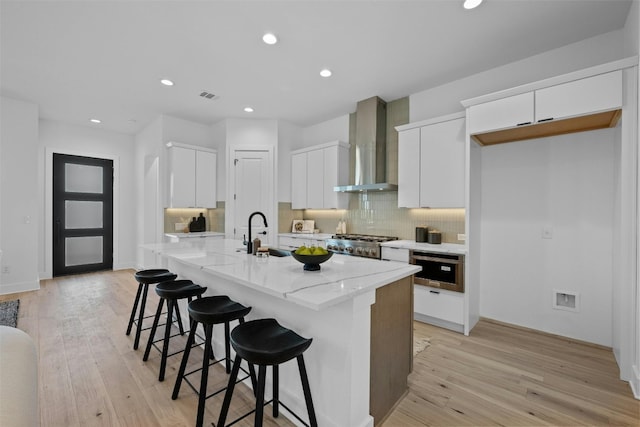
[{"left": 235, "top": 247, "right": 291, "bottom": 257}]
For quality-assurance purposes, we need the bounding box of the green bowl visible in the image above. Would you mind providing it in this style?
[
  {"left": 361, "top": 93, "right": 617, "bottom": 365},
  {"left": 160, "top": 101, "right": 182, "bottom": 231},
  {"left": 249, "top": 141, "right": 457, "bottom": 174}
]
[{"left": 290, "top": 251, "right": 333, "bottom": 271}]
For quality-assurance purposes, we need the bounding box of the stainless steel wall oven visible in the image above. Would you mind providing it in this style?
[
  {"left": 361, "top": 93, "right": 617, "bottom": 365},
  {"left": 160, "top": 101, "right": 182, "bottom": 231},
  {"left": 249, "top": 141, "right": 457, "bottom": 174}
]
[{"left": 410, "top": 250, "right": 464, "bottom": 292}]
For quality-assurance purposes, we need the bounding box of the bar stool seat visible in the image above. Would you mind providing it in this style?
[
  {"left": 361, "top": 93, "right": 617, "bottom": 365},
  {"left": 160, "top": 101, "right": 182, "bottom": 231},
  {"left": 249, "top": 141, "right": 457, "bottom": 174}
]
[
  {"left": 172, "top": 296, "right": 255, "bottom": 427},
  {"left": 217, "top": 318, "right": 318, "bottom": 427},
  {"left": 126, "top": 269, "right": 178, "bottom": 350},
  {"left": 143, "top": 279, "right": 207, "bottom": 381}
]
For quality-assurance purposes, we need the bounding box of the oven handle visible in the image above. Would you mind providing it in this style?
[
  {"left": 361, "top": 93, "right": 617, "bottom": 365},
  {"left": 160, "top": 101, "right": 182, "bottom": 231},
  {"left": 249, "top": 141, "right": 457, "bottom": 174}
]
[{"left": 410, "top": 254, "right": 462, "bottom": 265}]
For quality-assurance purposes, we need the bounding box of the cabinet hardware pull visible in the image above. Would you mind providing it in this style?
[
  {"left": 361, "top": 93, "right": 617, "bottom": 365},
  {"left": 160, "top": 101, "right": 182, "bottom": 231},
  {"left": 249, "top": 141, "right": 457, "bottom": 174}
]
[
  {"left": 429, "top": 290, "right": 440, "bottom": 294},
  {"left": 516, "top": 121, "right": 532, "bottom": 126},
  {"left": 537, "top": 117, "right": 554, "bottom": 122}
]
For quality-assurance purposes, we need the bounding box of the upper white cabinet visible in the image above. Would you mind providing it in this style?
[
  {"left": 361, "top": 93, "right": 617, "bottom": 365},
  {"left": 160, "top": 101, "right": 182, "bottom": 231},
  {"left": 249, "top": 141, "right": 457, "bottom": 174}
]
[
  {"left": 420, "top": 117, "right": 465, "bottom": 208},
  {"left": 291, "top": 141, "right": 349, "bottom": 210},
  {"left": 397, "top": 113, "right": 466, "bottom": 208},
  {"left": 467, "top": 70, "right": 623, "bottom": 146},
  {"left": 291, "top": 152, "right": 307, "bottom": 209},
  {"left": 467, "top": 92, "right": 534, "bottom": 135},
  {"left": 397, "top": 127, "right": 421, "bottom": 208},
  {"left": 166, "top": 142, "right": 217, "bottom": 208},
  {"left": 534, "top": 70, "right": 622, "bottom": 122}
]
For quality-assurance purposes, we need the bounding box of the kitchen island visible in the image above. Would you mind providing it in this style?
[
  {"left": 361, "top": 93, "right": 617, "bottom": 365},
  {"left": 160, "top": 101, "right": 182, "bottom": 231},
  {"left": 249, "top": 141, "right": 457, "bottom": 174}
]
[{"left": 141, "top": 239, "right": 420, "bottom": 427}]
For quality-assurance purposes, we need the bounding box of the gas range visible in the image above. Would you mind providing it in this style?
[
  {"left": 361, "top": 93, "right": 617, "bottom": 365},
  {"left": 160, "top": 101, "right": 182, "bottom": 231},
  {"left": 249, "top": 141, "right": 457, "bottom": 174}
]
[{"left": 325, "top": 234, "right": 398, "bottom": 259}]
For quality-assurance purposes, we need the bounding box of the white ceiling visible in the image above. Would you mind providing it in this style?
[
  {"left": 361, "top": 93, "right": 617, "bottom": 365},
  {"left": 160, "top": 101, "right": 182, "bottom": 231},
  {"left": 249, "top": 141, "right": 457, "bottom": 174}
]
[{"left": 0, "top": 0, "right": 633, "bottom": 135}]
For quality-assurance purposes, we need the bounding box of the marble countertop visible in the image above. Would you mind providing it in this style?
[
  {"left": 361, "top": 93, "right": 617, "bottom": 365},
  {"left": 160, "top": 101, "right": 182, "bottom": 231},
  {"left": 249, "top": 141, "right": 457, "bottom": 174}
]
[
  {"left": 164, "top": 231, "right": 226, "bottom": 238},
  {"left": 380, "top": 240, "right": 467, "bottom": 255},
  {"left": 142, "top": 238, "right": 420, "bottom": 310}
]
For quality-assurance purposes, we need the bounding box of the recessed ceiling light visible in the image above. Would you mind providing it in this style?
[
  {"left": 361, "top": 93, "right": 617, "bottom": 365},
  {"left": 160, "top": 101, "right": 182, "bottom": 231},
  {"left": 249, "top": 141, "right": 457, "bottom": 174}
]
[
  {"left": 262, "top": 33, "right": 278, "bottom": 45},
  {"left": 463, "top": 0, "right": 483, "bottom": 9},
  {"left": 90, "top": 118, "right": 101, "bottom": 124},
  {"left": 244, "top": 107, "right": 254, "bottom": 113},
  {"left": 320, "top": 69, "right": 332, "bottom": 78},
  {"left": 160, "top": 79, "right": 174, "bottom": 86}
]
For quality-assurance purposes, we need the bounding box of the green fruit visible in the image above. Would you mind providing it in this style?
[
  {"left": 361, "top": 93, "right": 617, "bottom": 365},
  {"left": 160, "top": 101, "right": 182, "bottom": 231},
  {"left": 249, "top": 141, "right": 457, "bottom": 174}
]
[
  {"left": 316, "top": 247, "right": 328, "bottom": 255},
  {"left": 296, "top": 246, "right": 312, "bottom": 255}
]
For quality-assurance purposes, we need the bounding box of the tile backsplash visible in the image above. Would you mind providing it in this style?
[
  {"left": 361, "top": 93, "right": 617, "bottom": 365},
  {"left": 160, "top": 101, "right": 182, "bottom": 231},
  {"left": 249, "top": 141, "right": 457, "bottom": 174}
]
[{"left": 279, "top": 192, "right": 465, "bottom": 243}]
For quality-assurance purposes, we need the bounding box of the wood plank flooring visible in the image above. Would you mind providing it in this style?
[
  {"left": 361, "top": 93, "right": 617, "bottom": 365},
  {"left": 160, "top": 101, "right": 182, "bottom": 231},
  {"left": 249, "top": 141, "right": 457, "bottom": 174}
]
[{"left": 2, "top": 270, "right": 638, "bottom": 426}]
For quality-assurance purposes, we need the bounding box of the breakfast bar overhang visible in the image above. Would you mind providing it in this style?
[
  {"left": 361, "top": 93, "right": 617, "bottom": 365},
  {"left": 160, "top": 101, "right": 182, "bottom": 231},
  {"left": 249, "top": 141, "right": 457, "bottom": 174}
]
[{"left": 141, "top": 239, "right": 420, "bottom": 427}]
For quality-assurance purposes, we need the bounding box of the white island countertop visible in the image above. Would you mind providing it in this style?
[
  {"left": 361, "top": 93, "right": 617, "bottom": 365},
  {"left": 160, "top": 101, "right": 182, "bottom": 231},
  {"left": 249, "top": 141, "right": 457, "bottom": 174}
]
[{"left": 142, "top": 239, "right": 420, "bottom": 311}]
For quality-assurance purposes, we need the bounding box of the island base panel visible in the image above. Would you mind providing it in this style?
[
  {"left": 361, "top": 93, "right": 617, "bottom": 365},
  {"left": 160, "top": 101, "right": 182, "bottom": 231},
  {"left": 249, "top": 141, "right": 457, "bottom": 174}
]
[{"left": 370, "top": 275, "right": 413, "bottom": 425}]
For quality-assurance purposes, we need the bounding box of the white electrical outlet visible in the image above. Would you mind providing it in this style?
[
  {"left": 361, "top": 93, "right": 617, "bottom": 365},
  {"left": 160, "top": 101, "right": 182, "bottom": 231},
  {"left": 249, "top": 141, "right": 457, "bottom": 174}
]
[
  {"left": 2, "top": 266, "right": 9, "bottom": 274},
  {"left": 457, "top": 234, "right": 466, "bottom": 241},
  {"left": 542, "top": 226, "right": 553, "bottom": 239}
]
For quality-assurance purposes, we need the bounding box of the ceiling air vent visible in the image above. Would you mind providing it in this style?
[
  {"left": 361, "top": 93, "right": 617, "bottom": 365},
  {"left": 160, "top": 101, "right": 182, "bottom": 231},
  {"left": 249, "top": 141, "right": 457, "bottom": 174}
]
[{"left": 199, "top": 91, "right": 217, "bottom": 100}]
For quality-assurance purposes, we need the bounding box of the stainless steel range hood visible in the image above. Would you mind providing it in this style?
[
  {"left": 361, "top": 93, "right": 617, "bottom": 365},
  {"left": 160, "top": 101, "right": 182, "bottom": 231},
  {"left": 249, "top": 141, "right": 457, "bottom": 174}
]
[{"left": 334, "top": 96, "right": 398, "bottom": 193}]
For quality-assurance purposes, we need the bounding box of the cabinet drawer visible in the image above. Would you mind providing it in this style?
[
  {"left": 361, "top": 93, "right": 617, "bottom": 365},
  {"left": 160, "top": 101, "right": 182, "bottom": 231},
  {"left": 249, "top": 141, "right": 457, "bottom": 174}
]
[
  {"left": 414, "top": 285, "right": 463, "bottom": 324},
  {"left": 381, "top": 247, "right": 409, "bottom": 263}
]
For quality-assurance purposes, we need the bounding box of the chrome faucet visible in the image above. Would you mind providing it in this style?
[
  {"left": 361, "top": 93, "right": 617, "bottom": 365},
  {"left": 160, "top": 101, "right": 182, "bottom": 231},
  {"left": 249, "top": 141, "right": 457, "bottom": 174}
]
[{"left": 247, "top": 211, "right": 268, "bottom": 254}]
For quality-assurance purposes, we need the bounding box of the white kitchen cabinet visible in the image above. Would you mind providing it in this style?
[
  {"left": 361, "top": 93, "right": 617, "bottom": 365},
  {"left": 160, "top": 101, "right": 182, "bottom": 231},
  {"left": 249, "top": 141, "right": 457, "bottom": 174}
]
[
  {"left": 166, "top": 142, "right": 217, "bottom": 208},
  {"left": 396, "top": 113, "right": 466, "bottom": 208},
  {"left": 414, "top": 285, "right": 464, "bottom": 326},
  {"left": 420, "top": 117, "right": 466, "bottom": 208},
  {"left": 397, "top": 127, "right": 421, "bottom": 208},
  {"left": 291, "top": 152, "right": 307, "bottom": 209},
  {"left": 467, "top": 92, "right": 534, "bottom": 134},
  {"left": 306, "top": 149, "right": 325, "bottom": 209},
  {"left": 535, "top": 70, "right": 622, "bottom": 122},
  {"left": 381, "top": 246, "right": 410, "bottom": 263},
  {"left": 290, "top": 141, "right": 349, "bottom": 209},
  {"left": 467, "top": 71, "right": 623, "bottom": 145}
]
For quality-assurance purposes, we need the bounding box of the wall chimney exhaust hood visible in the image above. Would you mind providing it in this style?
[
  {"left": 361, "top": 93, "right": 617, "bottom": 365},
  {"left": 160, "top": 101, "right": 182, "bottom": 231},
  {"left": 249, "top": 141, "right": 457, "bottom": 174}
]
[{"left": 334, "top": 96, "right": 398, "bottom": 193}]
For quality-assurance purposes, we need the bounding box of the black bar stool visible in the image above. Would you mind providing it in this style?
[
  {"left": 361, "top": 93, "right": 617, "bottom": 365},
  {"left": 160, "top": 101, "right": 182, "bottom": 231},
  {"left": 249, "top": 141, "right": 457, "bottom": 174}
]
[
  {"left": 143, "top": 279, "right": 207, "bottom": 381},
  {"left": 217, "top": 318, "right": 318, "bottom": 427},
  {"left": 172, "top": 296, "right": 255, "bottom": 427},
  {"left": 126, "top": 269, "right": 178, "bottom": 350}
]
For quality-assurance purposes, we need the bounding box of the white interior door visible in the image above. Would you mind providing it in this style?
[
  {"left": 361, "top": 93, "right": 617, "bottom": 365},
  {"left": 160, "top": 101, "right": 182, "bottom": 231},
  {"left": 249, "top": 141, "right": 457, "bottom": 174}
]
[{"left": 232, "top": 149, "right": 273, "bottom": 245}]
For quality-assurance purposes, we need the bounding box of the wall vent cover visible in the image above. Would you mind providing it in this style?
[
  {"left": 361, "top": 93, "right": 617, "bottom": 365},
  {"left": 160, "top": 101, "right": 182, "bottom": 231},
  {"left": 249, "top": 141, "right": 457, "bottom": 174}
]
[
  {"left": 552, "top": 290, "right": 580, "bottom": 312},
  {"left": 199, "top": 91, "right": 217, "bottom": 100}
]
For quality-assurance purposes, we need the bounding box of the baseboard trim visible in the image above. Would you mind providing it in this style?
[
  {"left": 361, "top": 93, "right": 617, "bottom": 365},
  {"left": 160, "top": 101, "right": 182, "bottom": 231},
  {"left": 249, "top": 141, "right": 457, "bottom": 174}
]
[
  {"left": 414, "top": 313, "right": 464, "bottom": 333},
  {"left": 631, "top": 365, "right": 640, "bottom": 399},
  {"left": 479, "top": 316, "right": 612, "bottom": 351},
  {"left": 0, "top": 280, "right": 40, "bottom": 296}
]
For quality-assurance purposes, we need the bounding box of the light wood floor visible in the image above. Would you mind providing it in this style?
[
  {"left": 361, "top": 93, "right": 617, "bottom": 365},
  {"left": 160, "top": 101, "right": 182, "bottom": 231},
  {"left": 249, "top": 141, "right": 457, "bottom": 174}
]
[{"left": 2, "top": 270, "right": 638, "bottom": 426}]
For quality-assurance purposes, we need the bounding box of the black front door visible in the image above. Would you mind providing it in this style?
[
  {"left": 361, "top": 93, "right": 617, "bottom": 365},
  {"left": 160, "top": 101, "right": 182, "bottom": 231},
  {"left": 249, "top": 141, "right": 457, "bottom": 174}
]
[{"left": 53, "top": 153, "right": 113, "bottom": 276}]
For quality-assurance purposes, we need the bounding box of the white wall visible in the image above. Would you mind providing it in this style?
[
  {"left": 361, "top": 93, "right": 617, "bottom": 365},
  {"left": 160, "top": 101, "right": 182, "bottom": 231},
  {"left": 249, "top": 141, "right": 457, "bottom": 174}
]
[
  {"left": 39, "top": 120, "right": 136, "bottom": 276},
  {"left": 478, "top": 129, "right": 616, "bottom": 346},
  {"left": 0, "top": 97, "right": 39, "bottom": 294},
  {"left": 411, "top": 29, "right": 626, "bottom": 122},
  {"left": 301, "top": 114, "right": 349, "bottom": 149},
  {"left": 277, "top": 120, "right": 302, "bottom": 203},
  {"left": 161, "top": 115, "right": 215, "bottom": 149}
]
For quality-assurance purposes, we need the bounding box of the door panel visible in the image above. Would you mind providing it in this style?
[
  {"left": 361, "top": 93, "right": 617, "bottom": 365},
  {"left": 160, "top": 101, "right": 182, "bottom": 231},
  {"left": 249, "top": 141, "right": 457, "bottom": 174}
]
[
  {"left": 53, "top": 153, "right": 113, "bottom": 276},
  {"left": 233, "top": 150, "right": 272, "bottom": 245}
]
